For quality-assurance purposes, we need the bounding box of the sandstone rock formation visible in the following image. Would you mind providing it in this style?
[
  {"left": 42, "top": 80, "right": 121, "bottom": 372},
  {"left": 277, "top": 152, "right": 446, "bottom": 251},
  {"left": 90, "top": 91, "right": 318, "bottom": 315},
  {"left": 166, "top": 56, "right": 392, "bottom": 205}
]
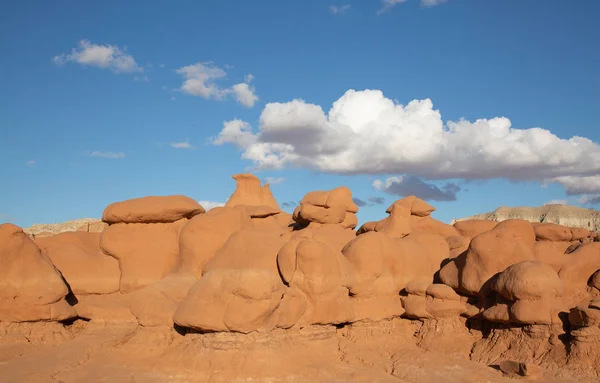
[
  {"left": 0, "top": 224, "right": 75, "bottom": 322},
  {"left": 2, "top": 175, "right": 600, "bottom": 382}
]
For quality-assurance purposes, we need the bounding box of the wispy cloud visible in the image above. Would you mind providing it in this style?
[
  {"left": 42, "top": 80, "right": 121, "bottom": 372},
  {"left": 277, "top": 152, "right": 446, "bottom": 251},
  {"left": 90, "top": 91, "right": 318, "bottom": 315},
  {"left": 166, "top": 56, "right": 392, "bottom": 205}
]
[
  {"left": 25, "top": 160, "right": 35, "bottom": 167},
  {"left": 53, "top": 40, "right": 143, "bottom": 74},
  {"left": 377, "top": 0, "right": 408, "bottom": 14},
  {"left": 368, "top": 196, "right": 385, "bottom": 205},
  {"left": 89, "top": 151, "right": 125, "bottom": 159},
  {"left": 265, "top": 176, "right": 285, "bottom": 185},
  {"left": 170, "top": 141, "right": 194, "bottom": 149},
  {"left": 421, "top": 0, "right": 448, "bottom": 7},
  {"left": 578, "top": 195, "right": 600, "bottom": 206},
  {"left": 377, "top": 0, "right": 446, "bottom": 14},
  {"left": 330, "top": 4, "right": 351, "bottom": 15},
  {"left": 353, "top": 196, "right": 386, "bottom": 207}
]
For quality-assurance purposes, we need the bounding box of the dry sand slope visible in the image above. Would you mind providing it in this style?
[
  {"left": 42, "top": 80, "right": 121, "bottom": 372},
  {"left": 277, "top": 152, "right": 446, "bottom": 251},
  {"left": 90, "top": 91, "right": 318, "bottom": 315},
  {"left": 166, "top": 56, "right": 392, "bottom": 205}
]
[{"left": 1, "top": 174, "right": 599, "bottom": 382}]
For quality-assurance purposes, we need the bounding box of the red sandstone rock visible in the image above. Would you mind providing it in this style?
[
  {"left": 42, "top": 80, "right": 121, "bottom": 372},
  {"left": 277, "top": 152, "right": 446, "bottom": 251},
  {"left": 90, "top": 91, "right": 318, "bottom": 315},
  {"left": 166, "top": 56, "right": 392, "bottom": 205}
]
[
  {"left": 533, "top": 222, "right": 573, "bottom": 242},
  {"left": 453, "top": 219, "right": 498, "bottom": 238},
  {"left": 178, "top": 207, "right": 252, "bottom": 276},
  {"left": 459, "top": 226, "right": 536, "bottom": 296},
  {"left": 0, "top": 224, "right": 74, "bottom": 322},
  {"left": 100, "top": 219, "right": 187, "bottom": 293},
  {"left": 385, "top": 196, "right": 435, "bottom": 217},
  {"left": 558, "top": 242, "right": 600, "bottom": 297},
  {"left": 36, "top": 232, "right": 120, "bottom": 295},
  {"left": 225, "top": 173, "right": 281, "bottom": 210},
  {"left": 102, "top": 195, "right": 204, "bottom": 224}
]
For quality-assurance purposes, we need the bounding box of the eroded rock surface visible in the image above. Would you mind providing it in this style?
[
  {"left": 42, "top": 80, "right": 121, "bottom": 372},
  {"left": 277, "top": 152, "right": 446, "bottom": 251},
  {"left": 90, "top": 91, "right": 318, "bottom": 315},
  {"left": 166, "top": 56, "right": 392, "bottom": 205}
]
[{"left": 2, "top": 177, "right": 600, "bottom": 382}]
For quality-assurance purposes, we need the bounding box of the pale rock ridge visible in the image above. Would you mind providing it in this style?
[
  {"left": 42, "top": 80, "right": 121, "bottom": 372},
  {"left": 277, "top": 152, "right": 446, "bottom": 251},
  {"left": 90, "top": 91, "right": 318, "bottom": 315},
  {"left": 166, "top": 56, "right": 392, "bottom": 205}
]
[{"left": 452, "top": 204, "right": 600, "bottom": 232}]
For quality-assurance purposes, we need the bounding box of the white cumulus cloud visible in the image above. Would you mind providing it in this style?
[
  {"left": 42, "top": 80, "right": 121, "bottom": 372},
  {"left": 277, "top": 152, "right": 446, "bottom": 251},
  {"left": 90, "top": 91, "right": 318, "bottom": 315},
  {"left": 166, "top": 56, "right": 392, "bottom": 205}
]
[
  {"left": 213, "top": 89, "right": 600, "bottom": 198},
  {"left": 213, "top": 119, "right": 258, "bottom": 148},
  {"left": 176, "top": 62, "right": 229, "bottom": 99},
  {"left": 198, "top": 200, "right": 225, "bottom": 211},
  {"left": 53, "top": 40, "right": 143, "bottom": 73},
  {"left": 176, "top": 63, "right": 258, "bottom": 107},
  {"left": 232, "top": 74, "right": 259, "bottom": 107}
]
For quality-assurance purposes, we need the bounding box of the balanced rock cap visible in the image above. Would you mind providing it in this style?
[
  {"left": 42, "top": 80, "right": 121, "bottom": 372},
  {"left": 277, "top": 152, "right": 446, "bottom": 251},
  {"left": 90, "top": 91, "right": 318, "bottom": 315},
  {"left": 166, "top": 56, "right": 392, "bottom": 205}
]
[{"left": 102, "top": 195, "right": 205, "bottom": 224}]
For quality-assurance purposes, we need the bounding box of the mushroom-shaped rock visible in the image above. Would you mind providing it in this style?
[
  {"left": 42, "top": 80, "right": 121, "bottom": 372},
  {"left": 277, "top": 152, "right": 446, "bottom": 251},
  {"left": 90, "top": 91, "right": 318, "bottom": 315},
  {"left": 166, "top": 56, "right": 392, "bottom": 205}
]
[
  {"left": 484, "top": 261, "right": 564, "bottom": 325},
  {"left": 453, "top": 219, "right": 498, "bottom": 239},
  {"left": 459, "top": 227, "right": 535, "bottom": 296},
  {"left": 293, "top": 187, "right": 359, "bottom": 229},
  {"left": 100, "top": 219, "right": 187, "bottom": 293},
  {"left": 102, "top": 195, "right": 204, "bottom": 224},
  {"left": 302, "top": 187, "right": 358, "bottom": 212},
  {"left": 225, "top": 173, "right": 280, "bottom": 210},
  {"left": 374, "top": 204, "right": 411, "bottom": 238},
  {"left": 0, "top": 224, "right": 75, "bottom": 322},
  {"left": 385, "top": 196, "right": 435, "bottom": 217},
  {"left": 278, "top": 238, "right": 354, "bottom": 325},
  {"left": 533, "top": 222, "right": 572, "bottom": 242},
  {"left": 35, "top": 232, "right": 120, "bottom": 295},
  {"left": 178, "top": 207, "right": 252, "bottom": 276},
  {"left": 491, "top": 261, "right": 563, "bottom": 301}
]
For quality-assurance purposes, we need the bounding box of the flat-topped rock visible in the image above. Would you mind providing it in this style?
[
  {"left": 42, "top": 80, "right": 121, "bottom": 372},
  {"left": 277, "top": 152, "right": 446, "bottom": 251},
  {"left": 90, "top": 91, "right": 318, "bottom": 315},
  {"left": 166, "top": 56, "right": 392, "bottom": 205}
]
[{"left": 102, "top": 195, "right": 204, "bottom": 224}]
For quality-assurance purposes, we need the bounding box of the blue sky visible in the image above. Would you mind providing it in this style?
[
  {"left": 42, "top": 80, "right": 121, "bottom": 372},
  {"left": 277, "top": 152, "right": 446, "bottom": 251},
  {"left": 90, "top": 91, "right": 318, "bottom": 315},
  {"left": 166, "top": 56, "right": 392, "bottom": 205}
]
[{"left": 1, "top": 0, "right": 599, "bottom": 228}]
